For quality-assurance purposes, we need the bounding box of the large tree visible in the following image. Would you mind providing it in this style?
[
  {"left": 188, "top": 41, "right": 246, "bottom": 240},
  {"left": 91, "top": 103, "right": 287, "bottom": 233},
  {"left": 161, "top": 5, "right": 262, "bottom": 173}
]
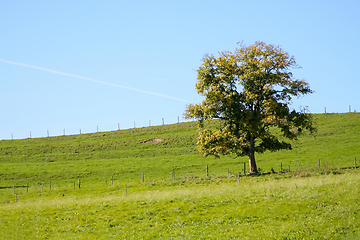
[{"left": 185, "top": 41, "right": 315, "bottom": 173}]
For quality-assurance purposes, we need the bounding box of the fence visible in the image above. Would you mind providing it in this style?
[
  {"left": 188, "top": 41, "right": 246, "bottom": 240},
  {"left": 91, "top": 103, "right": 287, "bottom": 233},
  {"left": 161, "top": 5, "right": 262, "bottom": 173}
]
[
  {"left": 4, "top": 105, "right": 359, "bottom": 141},
  {"left": 5, "top": 116, "right": 185, "bottom": 141},
  {"left": 8, "top": 157, "right": 358, "bottom": 203}
]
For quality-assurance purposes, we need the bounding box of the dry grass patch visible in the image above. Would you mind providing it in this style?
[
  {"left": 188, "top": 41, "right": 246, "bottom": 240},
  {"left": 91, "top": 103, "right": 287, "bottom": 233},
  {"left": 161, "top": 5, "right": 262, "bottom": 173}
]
[{"left": 141, "top": 138, "right": 164, "bottom": 144}]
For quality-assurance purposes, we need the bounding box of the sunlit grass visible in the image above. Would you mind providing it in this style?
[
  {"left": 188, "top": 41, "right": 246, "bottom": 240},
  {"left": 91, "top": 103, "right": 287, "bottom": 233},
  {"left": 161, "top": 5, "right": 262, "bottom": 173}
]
[
  {"left": 1, "top": 113, "right": 360, "bottom": 238},
  {"left": 1, "top": 170, "right": 360, "bottom": 239}
]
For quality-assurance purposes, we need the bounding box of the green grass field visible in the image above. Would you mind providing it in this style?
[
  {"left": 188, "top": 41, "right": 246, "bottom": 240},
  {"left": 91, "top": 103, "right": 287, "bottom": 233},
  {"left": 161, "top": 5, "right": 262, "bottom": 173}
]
[{"left": 1, "top": 113, "right": 360, "bottom": 239}]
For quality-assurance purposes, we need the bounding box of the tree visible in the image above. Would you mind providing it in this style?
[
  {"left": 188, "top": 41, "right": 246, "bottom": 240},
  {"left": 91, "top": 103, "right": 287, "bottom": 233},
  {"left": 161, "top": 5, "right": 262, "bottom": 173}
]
[{"left": 184, "top": 41, "right": 316, "bottom": 174}]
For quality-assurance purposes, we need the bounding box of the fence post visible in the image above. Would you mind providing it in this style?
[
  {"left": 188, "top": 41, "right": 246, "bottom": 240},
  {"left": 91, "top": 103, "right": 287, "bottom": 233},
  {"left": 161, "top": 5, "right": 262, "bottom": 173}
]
[
  {"left": 318, "top": 159, "right": 320, "bottom": 168},
  {"left": 142, "top": 172, "right": 144, "bottom": 182},
  {"left": 206, "top": 165, "right": 209, "bottom": 177},
  {"left": 78, "top": 178, "right": 81, "bottom": 189},
  {"left": 355, "top": 157, "right": 357, "bottom": 169},
  {"left": 162, "top": 118, "right": 164, "bottom": 125}
]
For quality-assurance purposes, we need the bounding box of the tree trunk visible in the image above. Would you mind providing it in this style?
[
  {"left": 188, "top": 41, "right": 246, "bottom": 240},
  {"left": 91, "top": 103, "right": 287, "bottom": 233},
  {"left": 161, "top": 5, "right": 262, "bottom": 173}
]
[
  {"left": 248, "top": 137, "right": 258, "bottom": 174},
  {"left": 248, "top": 151, "right": 258, "bottom": 174}
]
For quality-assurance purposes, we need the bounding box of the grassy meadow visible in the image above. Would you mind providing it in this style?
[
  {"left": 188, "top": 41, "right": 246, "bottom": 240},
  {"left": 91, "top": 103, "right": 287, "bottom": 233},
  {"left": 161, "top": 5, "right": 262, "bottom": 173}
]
[{"left": 1, "top": 113, "right": 360, "bottom": 239}]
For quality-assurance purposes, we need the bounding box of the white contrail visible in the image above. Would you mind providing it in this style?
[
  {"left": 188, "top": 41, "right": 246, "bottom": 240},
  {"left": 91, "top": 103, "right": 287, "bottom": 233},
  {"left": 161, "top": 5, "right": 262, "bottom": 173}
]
[{"left": 0, "top": 58, "right": 191, "bottom": 103}]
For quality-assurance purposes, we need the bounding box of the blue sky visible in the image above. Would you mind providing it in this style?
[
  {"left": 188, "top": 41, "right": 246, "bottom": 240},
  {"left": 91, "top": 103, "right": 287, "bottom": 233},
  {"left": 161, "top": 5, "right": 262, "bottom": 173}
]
[{"left": 1, "top": 0, "right": 359, "bottom": 140}]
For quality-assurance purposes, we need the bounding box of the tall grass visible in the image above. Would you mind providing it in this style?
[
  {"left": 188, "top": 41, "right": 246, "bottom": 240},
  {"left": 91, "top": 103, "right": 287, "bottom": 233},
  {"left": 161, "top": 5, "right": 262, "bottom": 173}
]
[{"left": 1, "top": 170, "right": 360, "bottom": 239}]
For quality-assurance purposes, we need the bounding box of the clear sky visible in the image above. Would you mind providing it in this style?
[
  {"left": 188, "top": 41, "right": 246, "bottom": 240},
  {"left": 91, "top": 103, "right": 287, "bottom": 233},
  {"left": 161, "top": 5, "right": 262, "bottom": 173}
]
[{"left": 1, "top": 0, "right": 359, "bottom": 140}]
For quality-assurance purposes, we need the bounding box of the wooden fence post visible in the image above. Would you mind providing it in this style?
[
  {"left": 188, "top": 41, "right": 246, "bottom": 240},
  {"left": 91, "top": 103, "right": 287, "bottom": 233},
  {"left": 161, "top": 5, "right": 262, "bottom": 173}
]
[
  {"left": 206, "top": 165, "right": 209, "bottom": 177},
  {"left": 355, "top": 157, "right": 357, "bottom": 169},
  {"left": 142, "top": 172, "right": 144, "bottom": 182},
  {"left": 78, "top": 178, "right": 81, "bottom": 189}
]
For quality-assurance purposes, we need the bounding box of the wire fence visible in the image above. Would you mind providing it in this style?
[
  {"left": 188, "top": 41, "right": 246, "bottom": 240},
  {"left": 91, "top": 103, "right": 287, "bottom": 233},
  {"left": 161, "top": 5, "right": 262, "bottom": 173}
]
[
  {"left": 3, "top": 116, "right": 190, "bottom": 141},
  {"left": 6, "top": 157, "right": 359, "bottom": 203},
  {"left": 2, "top": 105, "right": 359, "bottom": 141}
]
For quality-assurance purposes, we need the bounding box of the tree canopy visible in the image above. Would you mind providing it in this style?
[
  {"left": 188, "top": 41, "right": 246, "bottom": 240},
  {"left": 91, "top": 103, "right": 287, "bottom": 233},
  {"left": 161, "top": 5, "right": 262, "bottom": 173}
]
[{"left": 184, "top": 41, "right": 315, "bottom": 173}]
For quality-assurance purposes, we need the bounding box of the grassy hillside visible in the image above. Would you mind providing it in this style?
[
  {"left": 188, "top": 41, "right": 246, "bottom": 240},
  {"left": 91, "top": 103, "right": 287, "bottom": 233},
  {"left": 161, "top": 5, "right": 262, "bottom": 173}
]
[
  {"left": 1, "top": 113, "right": 359, "bottom": 187},
  {"left": 1, "top": 113, "right": 360, "bottom": 239}
]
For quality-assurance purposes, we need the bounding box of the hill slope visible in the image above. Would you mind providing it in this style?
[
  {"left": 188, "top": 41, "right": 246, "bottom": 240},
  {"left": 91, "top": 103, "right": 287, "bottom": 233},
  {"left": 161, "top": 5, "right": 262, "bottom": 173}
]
[
  {"left": 1, "top": 113, "right": 359, "bottom": 188},
  {"left": 1, "top": 113, "right": 360, "bottom": 239}
]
